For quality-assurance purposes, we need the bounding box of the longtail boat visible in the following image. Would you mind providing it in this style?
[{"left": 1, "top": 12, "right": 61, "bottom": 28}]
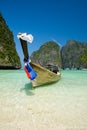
[
  {"left": 30, "top": 62, "right": 61, "bottom": 87},
  {"left": 17, "top": 32, "right": 61, "bottom": 88}
]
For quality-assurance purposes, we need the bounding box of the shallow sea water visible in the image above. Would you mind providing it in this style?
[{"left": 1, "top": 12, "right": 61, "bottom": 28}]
[{"left": 0, "top": 70, "right": 87, "bottom": 130}]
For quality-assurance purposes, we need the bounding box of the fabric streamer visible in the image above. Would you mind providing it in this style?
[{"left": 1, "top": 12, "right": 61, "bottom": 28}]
[{"left": 17, "top": 33, "right": 34, "bottom": 43}]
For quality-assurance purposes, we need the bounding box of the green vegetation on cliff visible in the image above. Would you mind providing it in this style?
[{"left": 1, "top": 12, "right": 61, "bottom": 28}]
[
  {"left": 61, "top": 40, "right": 87, "bottom": 69},
  {"left": 30, "top": 41, "right": 61, "bottom": 67},
  {"left": 0, "top": 13, "right": 21, "bottom": 69},
  {"left": 31, "top": 40, "right": 87, "bottom": 70}
]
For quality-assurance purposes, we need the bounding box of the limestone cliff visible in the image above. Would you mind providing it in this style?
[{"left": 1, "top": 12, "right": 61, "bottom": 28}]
[
  {"left": 61, "top": 40, "right": 87, "bottom": 69},
  {"left": 30, "top": 41, "right": 61, "bottom": 67},
  {"left": 0, "top": 13, "right": 21, "bottom": 69}
]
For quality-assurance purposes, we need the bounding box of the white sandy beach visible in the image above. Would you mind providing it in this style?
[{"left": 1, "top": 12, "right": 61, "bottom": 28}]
[{"left": 0, "top": 70, "right": 87, "bottom": 130}]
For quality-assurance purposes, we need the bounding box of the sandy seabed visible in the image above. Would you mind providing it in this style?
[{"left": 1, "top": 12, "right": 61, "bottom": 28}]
[{"left": 0, "top": 70, "right": 87, "bottom": 130}]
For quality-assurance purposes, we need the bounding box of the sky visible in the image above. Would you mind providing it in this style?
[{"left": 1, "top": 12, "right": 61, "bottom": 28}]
[{"left": 0, "top": 0, "right": 87, "bottom": 64}]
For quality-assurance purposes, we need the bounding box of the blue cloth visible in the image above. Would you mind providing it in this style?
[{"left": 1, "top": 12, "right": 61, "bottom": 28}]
[{"left": 25, "top": 62, "right": 37, "bottom": 80}]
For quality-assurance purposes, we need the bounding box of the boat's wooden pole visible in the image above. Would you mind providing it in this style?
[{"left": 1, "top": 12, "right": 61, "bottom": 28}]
[{"left": 19, "top": 38, "right": 29, "bottom": 62}]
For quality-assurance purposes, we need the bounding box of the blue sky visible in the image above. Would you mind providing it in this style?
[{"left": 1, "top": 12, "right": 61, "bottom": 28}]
[{"left": 0, "top": 0, "right": 87, "bottom": 64}]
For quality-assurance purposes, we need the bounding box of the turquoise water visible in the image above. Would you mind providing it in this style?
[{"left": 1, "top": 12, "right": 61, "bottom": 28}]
[{"left": 0, "top": 70, "right": 87, "bottom": 130}]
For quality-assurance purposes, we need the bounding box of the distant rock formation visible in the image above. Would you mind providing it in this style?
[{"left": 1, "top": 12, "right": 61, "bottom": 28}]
[
  {"left": 61, "top": 40, "right": 87, "bottom": 69},
  {"left": 0, "top": 13, "right": 21, "bottom": 69},
  {"left": 30, "top": 41, "right": 61, "bottom": 67}
]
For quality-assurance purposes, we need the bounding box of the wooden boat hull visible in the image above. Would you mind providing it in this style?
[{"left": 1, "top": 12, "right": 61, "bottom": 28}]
[{"left": 30, "top": 62, "right": 61, "bottom": 87}]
